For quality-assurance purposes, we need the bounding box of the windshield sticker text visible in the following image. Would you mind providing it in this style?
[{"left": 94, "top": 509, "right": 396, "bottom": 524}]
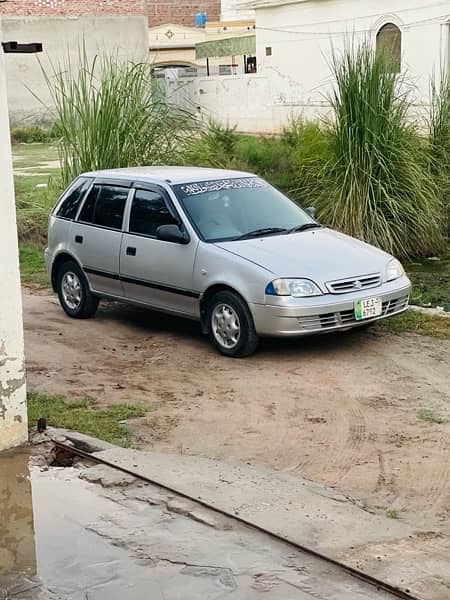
[{"left": 180, "top": 178, "right": 268, "bottom": 196}]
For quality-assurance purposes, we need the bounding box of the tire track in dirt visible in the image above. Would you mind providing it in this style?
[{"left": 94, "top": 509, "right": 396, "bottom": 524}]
[
  {"left": 324, "top": 405, "right": 368, "bottom": 486},
  {"left": 283, "top": 363, "right": 340, "bottom": 476},
  {"left": 418, "top": 431, "right": 450, "bottom": 518},
  {"left": 373, "top": 448, "right": 399, "bottom": 510},
  {"left": 284, "top": 361, "right": 369, "bottom": 486}
]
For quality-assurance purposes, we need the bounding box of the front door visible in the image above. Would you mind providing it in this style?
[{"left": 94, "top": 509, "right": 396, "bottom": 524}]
[
  {"left": 70, "top": 183, "right": 130, "bottom": 296},
  {"left": 120, "top": 186, "right": 199, "bottom": 316}
]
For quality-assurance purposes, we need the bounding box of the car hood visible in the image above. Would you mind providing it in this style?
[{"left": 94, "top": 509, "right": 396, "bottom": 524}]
[{"left": 216, "top": 228, "right": 391, "bottom": 285}]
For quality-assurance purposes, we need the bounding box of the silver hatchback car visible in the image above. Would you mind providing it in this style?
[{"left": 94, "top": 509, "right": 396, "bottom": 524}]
[{"left": 46, "top": 167, "right": 411, "bottom": 357}]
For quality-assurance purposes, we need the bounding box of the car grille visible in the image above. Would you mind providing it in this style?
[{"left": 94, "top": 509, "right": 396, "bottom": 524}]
[
  {"left": 297, "top": 295, "right": 409, "bottom": 332},
  {"left": 326, "top": 273, "right": 382, "bottom": 294}
]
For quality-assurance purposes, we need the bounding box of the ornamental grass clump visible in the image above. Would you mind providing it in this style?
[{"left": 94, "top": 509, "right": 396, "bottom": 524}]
[
  {"left": 316, "top": 42, "right": 444, "bottom": 258},
  {"left": 429, "top": 74, "right": 450, "bottom": 233},
  {"left": 41, "top": 47, "right": 194, "bottom": 187}
]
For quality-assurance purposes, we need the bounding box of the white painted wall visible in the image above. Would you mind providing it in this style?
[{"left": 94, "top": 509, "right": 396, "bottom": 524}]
[
  {"left": 3, "top": 16, "right": 148, "bottom": 124},
  {"left": 175, "top": 0, "right": 450, "bottom": 133},
  {"left": 256, "top": 0, "right": 450, "bottom": 110},
  {"left": 168, "top": 75, "right": 275, "bottom": 131},
  {"left": 221, "top": 0, "right": 255, "bottom": 22},
  {"left": 0, "top": 19, "right": 28, "bottom": 451},
  {"left": 170, "top": 73, "right": 326, "bottom": 132}
]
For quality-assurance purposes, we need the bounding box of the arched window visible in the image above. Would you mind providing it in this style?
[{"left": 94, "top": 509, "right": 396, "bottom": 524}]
[{"left": 376, "top": 23, "right": 402, "bottom": 73}]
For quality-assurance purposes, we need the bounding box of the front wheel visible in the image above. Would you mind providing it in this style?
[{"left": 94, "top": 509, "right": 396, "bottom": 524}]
[
  {"left": 207, "top": 291, "right": 259, "bottom": 358},
  {"left": 56, "top": 260, "right": 99, "bottom": 319}
]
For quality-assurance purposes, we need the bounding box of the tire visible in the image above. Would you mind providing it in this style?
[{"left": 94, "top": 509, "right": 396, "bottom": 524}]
[
  {"left": 56, "top": 260, "right": 99, "bottom": 319},
  {"left": 206, "top": 291, "right": 259, "bottom": 358}
]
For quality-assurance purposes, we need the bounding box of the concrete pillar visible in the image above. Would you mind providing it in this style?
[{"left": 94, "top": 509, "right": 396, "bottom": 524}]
[{"left": 0, "top": 19, "right": 28, "bottom": 451}]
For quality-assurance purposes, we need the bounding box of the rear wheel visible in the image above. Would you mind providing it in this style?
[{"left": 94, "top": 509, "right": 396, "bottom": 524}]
[
  {"left": 207, "top": 291, "right": 259, "bottom": 358},
  {"left": 56, "top": 260, "right": 99, "bottom": 319}
]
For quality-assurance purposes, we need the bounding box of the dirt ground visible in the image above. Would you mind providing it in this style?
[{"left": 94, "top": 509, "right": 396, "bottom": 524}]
[{"left": 24, "top": 289, "right": 450, "bottom": 539}]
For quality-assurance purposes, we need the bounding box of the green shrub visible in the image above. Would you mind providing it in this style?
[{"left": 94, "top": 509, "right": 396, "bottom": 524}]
[
  {"left": 235, "top": 135, "right": 278, "bottom": 173},
  {"left": 40, "top": 46, "right": 195, "bottom": 186},
  {"left": 235, "top": 135, "right": 294, "bottom": 191},
  {"left": 184, "top": 121, "right": 240, "bottom": 168},
  {"left": 10, "top": 125, "right": 57, "bottom": 144},
  {"left": 184, "top": 119, "right": 326, "bottom": 202},
  {"left": 315, "top": 42, "right": 445, "bottom": 258}
]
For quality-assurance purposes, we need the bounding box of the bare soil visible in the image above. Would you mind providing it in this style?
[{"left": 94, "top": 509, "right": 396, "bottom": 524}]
[{"left": 24, "top": 290, "right": 450, "bottom": 539}]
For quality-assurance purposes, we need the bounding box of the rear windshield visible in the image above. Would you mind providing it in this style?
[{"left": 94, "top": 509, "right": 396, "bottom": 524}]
[{"left": 56, "top": 177, "right": 92, "bottom": 220}]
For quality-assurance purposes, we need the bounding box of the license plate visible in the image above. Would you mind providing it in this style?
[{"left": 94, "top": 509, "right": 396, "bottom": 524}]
[{"left": 354, "top": 297, "right": 382, "bottom": 320}]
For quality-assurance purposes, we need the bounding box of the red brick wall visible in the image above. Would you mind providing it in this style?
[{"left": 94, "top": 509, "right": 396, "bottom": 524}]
[
  {"left": 146, "top": 0, "right": 220, "bottom": 27},
  {"left": 0, "top": 0, "right": 221, "bottom": 26},
  {"left": 0, "top": 0, "right": 146, "bottom": 18}
]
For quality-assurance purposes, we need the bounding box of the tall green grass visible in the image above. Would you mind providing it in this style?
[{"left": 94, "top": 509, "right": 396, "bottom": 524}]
[
  {"left": 41, "top": 47, "right": 195, "bottom": 186},
  {"left": 280, "top": 117, "right": 332, "bottom": 205},
  {"left": 429, "top": 74, "right": 450, "bottom": 233},
  {"left": 315, "top": 43, "right": 444, "bottom": 258},
  {"left": 14, "top": 175, "right": 58, "bottom": 244}
]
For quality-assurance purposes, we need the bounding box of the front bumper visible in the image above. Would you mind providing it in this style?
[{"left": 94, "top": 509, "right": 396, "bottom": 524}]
[{"left": 250, "top": 276, "right": 411, "bottom": 337}]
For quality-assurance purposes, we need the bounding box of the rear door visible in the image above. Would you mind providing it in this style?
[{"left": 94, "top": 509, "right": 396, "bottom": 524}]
[
  {"left": 120, "top": 185, "right": 200, "bottom": 316},
  {"left": 70, "top": 181, "right": 131, "bottom": 296}
]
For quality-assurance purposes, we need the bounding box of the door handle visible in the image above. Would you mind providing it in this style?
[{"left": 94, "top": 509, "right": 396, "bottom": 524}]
[
  {"left": 75, "top": 235, "right": 83, "bottom": 244},
  {"left": 126, "top": 246, "right": 136, "bottom": 256}
]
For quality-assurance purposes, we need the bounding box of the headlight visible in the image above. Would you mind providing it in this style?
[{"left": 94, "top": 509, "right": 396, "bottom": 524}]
[
  {"left": 386, "top": 258, "right": 405, "bottom": 282},
  {"left": 266, "top": 278, "right": 323, "bottom": 297}
]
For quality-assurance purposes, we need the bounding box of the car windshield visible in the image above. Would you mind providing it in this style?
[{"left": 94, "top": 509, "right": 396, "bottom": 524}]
[{"left": 172, "top": 177, "right": 316, "bottom": 242}]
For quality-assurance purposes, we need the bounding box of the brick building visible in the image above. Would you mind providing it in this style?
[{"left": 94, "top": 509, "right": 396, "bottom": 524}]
[{"left": 0, "top": 0, "right": 221, "bottom": 27}]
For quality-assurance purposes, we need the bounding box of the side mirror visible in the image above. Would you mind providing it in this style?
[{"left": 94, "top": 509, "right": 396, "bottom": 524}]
[
  {"left": 305, "top": 206, "right": 317, "bottom": 219},
  {"left": 156, "top": 224, "right": 190, "bottom": 245}
]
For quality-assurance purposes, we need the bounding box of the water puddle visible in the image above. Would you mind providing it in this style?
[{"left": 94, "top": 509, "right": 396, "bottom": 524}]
[
  {"left": 0, "top": 449, "right": 37, "bottom": 594},
  {"left": 0, "top": 448, "right": 164, "bottom": 599}
]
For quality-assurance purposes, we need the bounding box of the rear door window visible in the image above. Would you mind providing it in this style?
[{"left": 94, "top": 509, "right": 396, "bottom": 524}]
[
  {"left": 56, "top": 177, "right": 92, "bottom": 220},
  {"left": 94, "top": 186, "right": 129, "bottom": 230},
  {"left": 78, "top": 184, "right": 129, "bottom": 230},
  {"left": 129, "top": 189, "right": 178, "bottom": 237}
]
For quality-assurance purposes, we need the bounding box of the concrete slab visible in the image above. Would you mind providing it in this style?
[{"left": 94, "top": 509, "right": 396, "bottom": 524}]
[
  {"left": 95, "top": 448, "right": 450, "bottom": 600},
  {"left": 96, "top": 448, "right": 410, "bottom": 551},
  {"left": 48, "top": 426, "right": 115, "bottom": 452}
]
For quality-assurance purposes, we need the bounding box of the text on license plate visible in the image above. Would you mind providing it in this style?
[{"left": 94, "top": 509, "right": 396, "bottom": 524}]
[{"left": 354, "top": 297, "right": 383, "bottom": 320}]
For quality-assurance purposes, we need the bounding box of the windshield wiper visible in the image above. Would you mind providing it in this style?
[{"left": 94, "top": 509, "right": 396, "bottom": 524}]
[
  {"left": 287, "top": 223, "right": 322, "bottom": 234},
  {"left": 236, "top": 227, "right": 288, "bottom": 240}
]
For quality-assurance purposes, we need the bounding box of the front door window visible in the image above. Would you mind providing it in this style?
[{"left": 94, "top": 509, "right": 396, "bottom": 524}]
[{"left": 129, "top": 189, "right": 177, "bottom": 237}]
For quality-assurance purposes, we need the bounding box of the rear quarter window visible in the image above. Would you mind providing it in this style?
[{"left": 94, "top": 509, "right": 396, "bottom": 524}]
[{"left": 56, "top": 178, "right": 92, "bottom": 220}]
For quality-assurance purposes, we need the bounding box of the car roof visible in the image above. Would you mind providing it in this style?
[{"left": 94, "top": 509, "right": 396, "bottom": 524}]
[{"left": 80, "top": 166, "right": 256, "bottom": 185}]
